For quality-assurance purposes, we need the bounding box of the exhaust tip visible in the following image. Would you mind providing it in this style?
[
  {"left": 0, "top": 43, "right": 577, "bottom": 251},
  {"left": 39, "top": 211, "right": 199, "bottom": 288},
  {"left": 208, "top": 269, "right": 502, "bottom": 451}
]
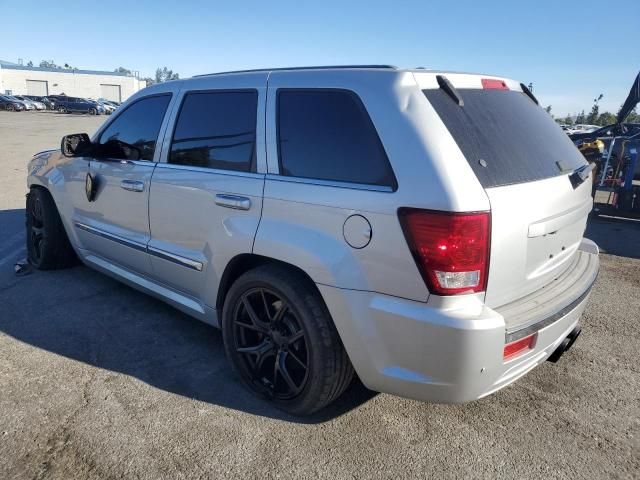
[{"left": 547, "top": 326, "right": 582, "bottom": 363}]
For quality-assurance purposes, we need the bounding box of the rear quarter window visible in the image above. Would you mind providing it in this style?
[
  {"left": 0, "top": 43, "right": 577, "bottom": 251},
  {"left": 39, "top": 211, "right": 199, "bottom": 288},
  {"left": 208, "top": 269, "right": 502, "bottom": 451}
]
[
  {"left": 277, "top": 89, "right": 397, "bottom": 189},
  {"left": 424, "top": 88, "right": 586, "bottom": 188}
]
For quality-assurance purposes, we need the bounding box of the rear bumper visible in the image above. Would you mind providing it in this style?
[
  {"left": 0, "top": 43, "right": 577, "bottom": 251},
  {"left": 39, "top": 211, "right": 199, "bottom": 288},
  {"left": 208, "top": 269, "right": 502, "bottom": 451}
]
[{"left": 319, "top": 238, "right": 599, "bottom": 403}]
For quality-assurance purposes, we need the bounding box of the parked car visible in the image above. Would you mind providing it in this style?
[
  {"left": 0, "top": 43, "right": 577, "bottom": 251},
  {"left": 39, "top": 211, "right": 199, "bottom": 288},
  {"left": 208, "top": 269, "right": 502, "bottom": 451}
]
[
  {"left": 568, "top": 124, "right": 600, "bottom": 134},
  {"left": 25, "top": 66, "right": 599, "bottom": 415},
  {"left": 0, "top": 95, "right": 25, "bottom": 111},
  {"left": 98, "top": 97, "right": 120, "bottom": 107},
  {"left": 5, "top": 95, "right": 35, "bottom": 110},
  {"left": 24, "top": 95, "right": 55, "bottom": 110},
  {"left": 54, "top": 96, "right": 105, "bottom": 115},
  {"left": 13, "top": 95, "right": 46, "bottom": 110},
  {"left": 569, "top": 122, "right": 640, "bottom": 143},
  {"left": 90, "top": 99, "right": 115, "bottom": 115}
]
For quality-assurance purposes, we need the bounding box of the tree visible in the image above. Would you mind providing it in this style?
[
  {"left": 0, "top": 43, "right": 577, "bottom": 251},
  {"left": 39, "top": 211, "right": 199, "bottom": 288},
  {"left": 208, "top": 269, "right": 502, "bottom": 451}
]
[
  {"left": 586, "top": 104, "right": 599, "bottom": 124},
  {"left": 575, "top": 110, "right": 586, "bottom": 124},
  {"left": 155, "top": 67, "right": 180, "bottom": 83},
  {"left": 26, "top": 60, "right": 33, "bottom": 67},
  {"left": 597, "top": 111, "right": 616, "bottom": 126},
  {"left": 586, "top": 93, "right": 603, "bottom": 124},
  {"left": 141, "top": 77, "right": 155, "bottom": 86},
  {"left": 544, "top": 105, "right": 552, "bottom": 116},
  {"left": 114, "top": 66, "right": 133, "bottom": 75},
  {"left": 39, "top": 60, "right": 59, "bottom": 69}
]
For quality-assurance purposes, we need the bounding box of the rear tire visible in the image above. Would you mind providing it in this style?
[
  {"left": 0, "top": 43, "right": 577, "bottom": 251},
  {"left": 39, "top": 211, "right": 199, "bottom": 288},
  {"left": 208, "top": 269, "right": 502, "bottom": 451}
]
[
  {"left": 222, "top": 265, "right": 354, "bottom": 416},
  {"left": 88, "top": 107, "right": 97, "bottom": 115},
  {"left": 26, "top": 188, "right": 77, "bottom": 270},
  {"left": 58, "top": 106, "right": 67, "bottom": 114}
]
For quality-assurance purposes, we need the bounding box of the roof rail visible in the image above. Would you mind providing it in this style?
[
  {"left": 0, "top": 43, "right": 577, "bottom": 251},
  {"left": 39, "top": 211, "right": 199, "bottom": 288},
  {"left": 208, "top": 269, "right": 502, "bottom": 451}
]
[{"left": 194, "top": 65, "right": 398, "bottom": 77}]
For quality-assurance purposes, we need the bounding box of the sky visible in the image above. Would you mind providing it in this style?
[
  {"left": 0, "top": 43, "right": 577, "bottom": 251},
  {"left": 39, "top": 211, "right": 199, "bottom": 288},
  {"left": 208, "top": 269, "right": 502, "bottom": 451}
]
[{"left": 1, "top": 0, "right": 638, "bottom": 117}]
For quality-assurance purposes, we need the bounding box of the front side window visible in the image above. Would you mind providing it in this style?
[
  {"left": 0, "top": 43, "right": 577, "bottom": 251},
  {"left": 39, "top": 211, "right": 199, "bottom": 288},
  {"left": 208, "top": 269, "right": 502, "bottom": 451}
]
[
  {"left": 277, "top": 89, "right": 396, "bottom": 188},
  {"left": 98, "top": 94, "right": 171, "bottom": 161},
  {"left": 169, "top": 90, "right": 258, "bottom": 172}
]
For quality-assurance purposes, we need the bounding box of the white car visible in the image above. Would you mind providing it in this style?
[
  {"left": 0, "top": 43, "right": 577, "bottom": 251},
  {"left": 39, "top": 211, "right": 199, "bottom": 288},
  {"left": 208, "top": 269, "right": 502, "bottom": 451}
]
[
  {"left": 25, "top": 66, "right": 599, "bottom": 415},
  {"left": 15, "top": 95, "right": 45, "bottom": 110},
  {"left": 568, "top": 124, "right": 599, "bottom": 134},
  {"left": 99, "top": 101, "right": 116, "bottom": 114}
]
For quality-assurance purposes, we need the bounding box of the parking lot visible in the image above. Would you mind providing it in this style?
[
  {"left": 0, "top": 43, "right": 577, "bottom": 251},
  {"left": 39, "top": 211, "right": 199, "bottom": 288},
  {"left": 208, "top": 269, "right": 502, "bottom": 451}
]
[{"left": 0, "top": 110, "right": 638, "bottom": 479}]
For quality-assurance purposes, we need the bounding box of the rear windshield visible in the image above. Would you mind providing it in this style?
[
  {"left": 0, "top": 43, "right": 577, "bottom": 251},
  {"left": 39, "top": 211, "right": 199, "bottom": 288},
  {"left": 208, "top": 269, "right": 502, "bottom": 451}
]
[{"left": 423, "top": 88, "right": 586, "bottom": 188}]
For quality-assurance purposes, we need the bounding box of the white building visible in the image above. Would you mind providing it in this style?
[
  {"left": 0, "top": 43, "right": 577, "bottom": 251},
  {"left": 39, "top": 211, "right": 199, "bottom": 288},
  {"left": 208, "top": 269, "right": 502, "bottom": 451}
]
[{"left": 0, "top": 60, "right": 147, "bottom": 102}]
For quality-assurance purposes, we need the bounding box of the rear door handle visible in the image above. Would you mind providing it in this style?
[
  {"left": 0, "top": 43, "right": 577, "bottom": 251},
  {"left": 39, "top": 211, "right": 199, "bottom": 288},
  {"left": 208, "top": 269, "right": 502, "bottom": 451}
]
[
  {"left": 120, "top": 180, "right": 145, "bottom": 192},
  {"left": 215, "top": 194, "right": 251, "bottom": 210}
]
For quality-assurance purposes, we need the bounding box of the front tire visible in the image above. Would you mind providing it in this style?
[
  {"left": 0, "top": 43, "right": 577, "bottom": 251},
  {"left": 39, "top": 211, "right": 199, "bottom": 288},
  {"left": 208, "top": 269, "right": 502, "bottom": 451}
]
[
  {"left": 58, "top": 106, "right": 67, "bottom": 114},
  {"left": 26, "top": 188, "right": 76, "bottom": 270},
  {"left": 88, "top": 107, "right": 97, "bottom": 115},
  {"left": 222, "top": 265, "right": 354, "bottom": 415}
]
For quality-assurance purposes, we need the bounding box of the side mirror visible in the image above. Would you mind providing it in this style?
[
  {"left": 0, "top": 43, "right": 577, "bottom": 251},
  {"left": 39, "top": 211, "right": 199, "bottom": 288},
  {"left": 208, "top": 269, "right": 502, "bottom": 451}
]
[{"left": 61, "top": 133, "right": 92, "bottom": 157}]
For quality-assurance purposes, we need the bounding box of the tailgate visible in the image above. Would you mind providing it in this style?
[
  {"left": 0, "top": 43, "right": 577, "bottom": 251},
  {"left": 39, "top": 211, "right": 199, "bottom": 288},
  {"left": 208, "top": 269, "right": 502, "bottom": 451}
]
[
  {"left": 485, "top": 175, "right": 592, "bottom": 307},
  {"left": 421, "top": 75, "right": 593, "bottom": 308}
]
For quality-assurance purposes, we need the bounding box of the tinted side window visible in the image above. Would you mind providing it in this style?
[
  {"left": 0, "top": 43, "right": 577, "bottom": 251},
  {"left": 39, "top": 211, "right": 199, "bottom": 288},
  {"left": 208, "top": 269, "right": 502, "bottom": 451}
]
[
  {"left": 98, "top": 95, "right": 171, "bottom": 161},
  {"left": 277, "top": 89, "right": 396, "bottom": 188},
  {"left": 169, "top": 90, "right": 257, "bottom": 172}
]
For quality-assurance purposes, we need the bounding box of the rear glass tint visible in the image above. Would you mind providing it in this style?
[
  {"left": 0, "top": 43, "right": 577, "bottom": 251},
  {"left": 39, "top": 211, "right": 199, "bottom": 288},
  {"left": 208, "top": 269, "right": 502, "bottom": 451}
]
[
  {"left": 277, "top": 89, "right": 397, "bottom": 189},
  {"left": 423, "top": 89, "right": 586, "bottom": 188}
]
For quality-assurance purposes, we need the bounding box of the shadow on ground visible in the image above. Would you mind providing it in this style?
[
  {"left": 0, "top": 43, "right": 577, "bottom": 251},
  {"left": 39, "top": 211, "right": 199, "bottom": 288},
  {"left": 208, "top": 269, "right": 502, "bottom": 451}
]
[
  {"left": 0, "top": 206, "right": 376, "bottom": 424},
  {"left": 1, "top": 210, "right": 636, "bottom": 425},
  {"left": 585, "top": 213, "right": 640, "bottom": 259}
]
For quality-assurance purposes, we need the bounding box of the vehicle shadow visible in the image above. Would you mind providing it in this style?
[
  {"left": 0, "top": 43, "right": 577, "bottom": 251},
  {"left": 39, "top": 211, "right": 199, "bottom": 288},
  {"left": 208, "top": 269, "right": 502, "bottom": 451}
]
[
  {"left": 586, "top": 213, "right": 640, "bottom": 259},
  {"left": 0, "top": 208, "right": 376, "bottom": 424}
]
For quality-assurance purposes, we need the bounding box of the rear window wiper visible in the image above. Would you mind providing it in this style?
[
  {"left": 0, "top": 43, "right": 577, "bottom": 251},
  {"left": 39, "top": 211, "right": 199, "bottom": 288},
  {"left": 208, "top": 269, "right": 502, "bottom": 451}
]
[
  {"left": 436, "top": 75, "right": 464, "bottom": 107},
  {"left": 569, "top": 162, "right": 596, "bottom": 189}
]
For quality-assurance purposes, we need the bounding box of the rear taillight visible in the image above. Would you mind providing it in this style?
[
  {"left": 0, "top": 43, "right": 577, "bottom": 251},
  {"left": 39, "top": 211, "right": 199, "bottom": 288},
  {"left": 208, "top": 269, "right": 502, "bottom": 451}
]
[
  {"left": 398, "top": 209, "right": 491, "bottom": 296},
  {"left": 503, "top": 334, "right": 537, "bottom": 360}
]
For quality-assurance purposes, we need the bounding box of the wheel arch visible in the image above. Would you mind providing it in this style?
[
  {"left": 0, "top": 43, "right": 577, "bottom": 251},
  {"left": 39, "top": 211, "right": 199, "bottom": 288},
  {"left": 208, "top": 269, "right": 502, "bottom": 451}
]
[{"left": 216, "top": 253, "right": 323, "bottom": 312}]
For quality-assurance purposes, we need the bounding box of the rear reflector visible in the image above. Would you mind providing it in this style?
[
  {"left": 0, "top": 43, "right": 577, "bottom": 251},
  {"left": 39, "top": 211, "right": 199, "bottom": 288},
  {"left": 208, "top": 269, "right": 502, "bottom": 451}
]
[
  {"left": 398, "top": 209, "right": 491, "bottom": 295},
  {"left": 481, "top": 78, "right": 509, "bottom": 90},
  {"left": 504, "top": 334, "right": 536, "bottom": 360}
]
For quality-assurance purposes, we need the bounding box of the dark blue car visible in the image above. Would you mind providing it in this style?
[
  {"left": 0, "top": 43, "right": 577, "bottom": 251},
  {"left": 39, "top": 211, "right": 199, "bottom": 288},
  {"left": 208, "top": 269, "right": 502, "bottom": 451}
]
[{"left": 51, "top": 96, "right": 105, "bottom": 115}]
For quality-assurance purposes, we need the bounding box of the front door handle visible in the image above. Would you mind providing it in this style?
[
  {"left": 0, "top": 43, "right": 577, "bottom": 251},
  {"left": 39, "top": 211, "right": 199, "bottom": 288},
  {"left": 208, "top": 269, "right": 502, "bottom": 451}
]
[
  {"left": 120, "top": 180, "right": 145, "bottom": 192},
  {"left": 215, "top": 194, "right": 251, "bottom": 210}
]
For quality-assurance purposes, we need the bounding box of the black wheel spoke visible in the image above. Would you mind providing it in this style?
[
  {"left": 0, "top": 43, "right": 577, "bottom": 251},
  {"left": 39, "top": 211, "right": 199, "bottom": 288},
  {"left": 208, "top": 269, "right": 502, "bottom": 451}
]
[
  {"left": 237, "top": 339, "right": 275, "bottom": 373},
  {"left": 236, "top": 338, "right": 272, "bottom": 356},
  {"left": 241, "top": 295, "right": 271, "bottom": 332},
  {"left": 285, "top": 329, "right": 304, "bottom": 346},
  {"left": 234, "top": 320, "right": 264, "bottom": 333},
  {"left": 260, "top": 289, "right": 272, "bottom": 321},
  {"left": 287, "top": 349, "right": 307, "bottom": 370},
  {"left": 272, "top": 302, "right": 288, "bottom": 323},
  {"left": 277, "top": 352, "right": 302, "bottom": 395}
]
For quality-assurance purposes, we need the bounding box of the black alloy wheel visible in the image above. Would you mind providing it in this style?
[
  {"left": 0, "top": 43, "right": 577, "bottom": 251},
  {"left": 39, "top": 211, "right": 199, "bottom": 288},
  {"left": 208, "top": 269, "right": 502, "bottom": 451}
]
[
  {"left": 25, "top": 188, "right": 77, "bottom": 270},
  {"left": 27, "top": 193, "right": 45, "bottom": 264},
  {"left": 232, "top": 287, "right": 309, "bottom": 400}
]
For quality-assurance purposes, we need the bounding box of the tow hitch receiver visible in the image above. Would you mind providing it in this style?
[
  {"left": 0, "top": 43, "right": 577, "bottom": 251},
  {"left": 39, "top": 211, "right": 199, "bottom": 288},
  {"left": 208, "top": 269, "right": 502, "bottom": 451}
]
[{"left": 547, "top": 326, "right": 582, "bottom": 363}]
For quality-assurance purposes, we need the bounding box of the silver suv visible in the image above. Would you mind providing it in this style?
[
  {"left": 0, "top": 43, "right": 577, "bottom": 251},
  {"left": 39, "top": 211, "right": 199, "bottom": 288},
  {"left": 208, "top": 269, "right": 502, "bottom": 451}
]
[{"left": 26, "top": 66, "right": 599, "bottom": 415}]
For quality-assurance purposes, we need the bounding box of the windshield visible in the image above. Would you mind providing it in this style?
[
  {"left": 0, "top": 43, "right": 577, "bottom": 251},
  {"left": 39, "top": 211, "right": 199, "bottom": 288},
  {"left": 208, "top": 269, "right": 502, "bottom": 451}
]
[{"left": 424, "top": 88, "right": 586, "bottom": 188}]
